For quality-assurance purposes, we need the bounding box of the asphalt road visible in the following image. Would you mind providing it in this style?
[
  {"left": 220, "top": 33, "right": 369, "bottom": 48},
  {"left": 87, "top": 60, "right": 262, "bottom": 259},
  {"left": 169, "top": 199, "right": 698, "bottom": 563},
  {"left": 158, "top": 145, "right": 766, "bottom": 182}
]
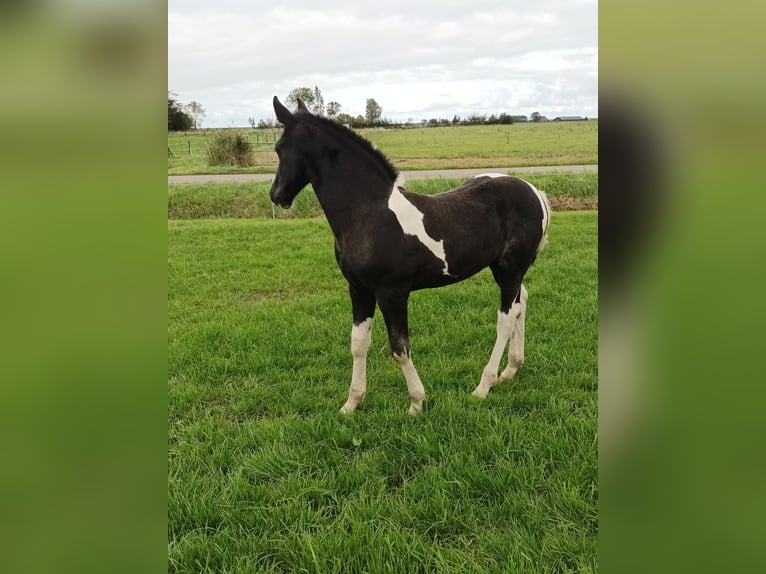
[{"left": 168, "top": 164, "right": 597, "bottom": 185}]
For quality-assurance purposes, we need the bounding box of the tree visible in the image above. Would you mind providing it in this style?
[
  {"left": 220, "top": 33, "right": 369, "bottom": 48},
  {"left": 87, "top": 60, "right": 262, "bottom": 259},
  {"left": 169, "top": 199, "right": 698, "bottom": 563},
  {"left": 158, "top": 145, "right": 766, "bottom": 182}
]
[
  {"left": 530, "top": 111, "right": 542, "bottom": 122},
  {"left": 326, "top": 101, "right": 342, "bottom": 119},
  {"left": 336, "top": 113, "right": 354, "bottom": 125},
  {"left": 313, "top": 86, "right": 325, "bottom": 116},
  {"left": 498, "top": 113, "right": 514, "bottom": 125},
  {"left": 168, "top": 92, "right": 192, "bottom": 131},
  {"left": 248, "top": 117, "right": 257, "bottom": 129},
  {"left": 365, "top": 98, "right": 382, "bottom": 125},
  {"left": 286, "top": 86, "right": 325, "bottom": 115},
  {"left": 184, "top": 100, "right": 206, "bottom": 129}
]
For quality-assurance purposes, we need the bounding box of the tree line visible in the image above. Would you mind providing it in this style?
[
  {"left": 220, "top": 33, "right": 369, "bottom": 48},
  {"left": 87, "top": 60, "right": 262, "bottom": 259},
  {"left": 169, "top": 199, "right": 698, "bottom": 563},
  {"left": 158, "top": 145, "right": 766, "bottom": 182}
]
[
  {"left": 251, "top": 86, "right": 531, "bottom": 129},
  {"left": 169, "top": 85, "right": 543, "bottom": 132}
]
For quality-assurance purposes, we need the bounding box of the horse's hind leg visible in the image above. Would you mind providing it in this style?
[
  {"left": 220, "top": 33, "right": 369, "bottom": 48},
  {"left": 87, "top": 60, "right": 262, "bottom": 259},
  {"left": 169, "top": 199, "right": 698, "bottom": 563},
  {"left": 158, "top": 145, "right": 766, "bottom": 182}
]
[
  {"left": 473, "top": 265, "right": 523, "bottom": 399},
  {"left": 501, "top": 284, "right": 527, "bottom": 380},
  {"left": 340, "top": 283, "right": 376, "bottom": 414}
]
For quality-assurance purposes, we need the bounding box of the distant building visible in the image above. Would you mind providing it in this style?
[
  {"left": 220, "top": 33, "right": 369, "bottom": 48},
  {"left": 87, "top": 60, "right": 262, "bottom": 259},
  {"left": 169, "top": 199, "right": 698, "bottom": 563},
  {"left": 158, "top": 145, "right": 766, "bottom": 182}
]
[{"left": 552, "top": 116, "right": 586, "bottom": 122}]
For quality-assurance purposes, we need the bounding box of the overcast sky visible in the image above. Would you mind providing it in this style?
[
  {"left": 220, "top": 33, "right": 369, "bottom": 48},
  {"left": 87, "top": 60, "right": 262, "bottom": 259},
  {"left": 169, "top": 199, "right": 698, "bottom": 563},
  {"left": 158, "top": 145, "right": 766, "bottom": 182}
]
[{"left": 168, "top": 0, "right": 597, "bottom": 128}]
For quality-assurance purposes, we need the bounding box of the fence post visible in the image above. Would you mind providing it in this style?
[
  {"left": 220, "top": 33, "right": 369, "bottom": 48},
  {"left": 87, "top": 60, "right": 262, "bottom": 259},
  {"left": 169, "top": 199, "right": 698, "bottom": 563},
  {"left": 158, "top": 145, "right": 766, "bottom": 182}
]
[{"left": 188, "top": 141, "right": 192, "bottom": 155}]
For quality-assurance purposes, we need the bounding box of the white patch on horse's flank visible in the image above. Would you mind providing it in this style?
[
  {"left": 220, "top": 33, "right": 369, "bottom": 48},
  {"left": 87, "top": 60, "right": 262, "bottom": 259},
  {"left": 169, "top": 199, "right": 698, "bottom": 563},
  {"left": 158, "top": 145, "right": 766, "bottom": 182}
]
[{"left": 388, "top": 177, "right": 453, "bottom": 276}]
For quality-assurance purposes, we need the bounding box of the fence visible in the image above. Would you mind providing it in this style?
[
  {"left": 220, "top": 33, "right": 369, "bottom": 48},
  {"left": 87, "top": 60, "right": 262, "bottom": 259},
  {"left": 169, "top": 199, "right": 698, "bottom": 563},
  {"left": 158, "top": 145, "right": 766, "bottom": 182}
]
[{"left": 167, "top": 129, "right": 282, "bottom": 168}]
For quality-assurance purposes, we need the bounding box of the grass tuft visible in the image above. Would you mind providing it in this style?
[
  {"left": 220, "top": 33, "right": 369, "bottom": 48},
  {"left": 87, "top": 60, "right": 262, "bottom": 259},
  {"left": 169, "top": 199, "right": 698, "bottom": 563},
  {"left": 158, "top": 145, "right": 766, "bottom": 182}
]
[{"left": 206, "top": 130, "right": 255, "bottom": 167}]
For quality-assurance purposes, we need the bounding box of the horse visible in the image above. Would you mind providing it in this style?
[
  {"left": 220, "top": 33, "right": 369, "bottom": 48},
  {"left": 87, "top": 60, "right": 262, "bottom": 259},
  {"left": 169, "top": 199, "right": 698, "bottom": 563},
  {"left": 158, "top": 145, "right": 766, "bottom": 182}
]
[{"left": 269, "top": 96, "right": 550, "bottom": 415}]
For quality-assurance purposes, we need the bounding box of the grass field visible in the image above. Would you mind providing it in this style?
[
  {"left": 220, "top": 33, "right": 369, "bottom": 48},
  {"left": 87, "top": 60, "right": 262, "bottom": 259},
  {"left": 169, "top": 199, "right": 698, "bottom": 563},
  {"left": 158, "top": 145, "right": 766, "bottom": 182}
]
[
  {"left": 168, "top": 174, "right": 599, "bottom": 220},
  {"left": 168, "top": 211, "right": 597, "bottom": 573},
  {"left": 168, "top": 121, "right": 598, "bottom": 176}
]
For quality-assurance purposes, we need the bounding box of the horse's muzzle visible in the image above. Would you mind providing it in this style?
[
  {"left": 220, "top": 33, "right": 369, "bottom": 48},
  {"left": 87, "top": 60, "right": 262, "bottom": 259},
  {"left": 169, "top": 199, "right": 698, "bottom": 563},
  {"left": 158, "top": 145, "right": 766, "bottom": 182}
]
[
  {"left": 269, "top": 177, "right": 293, "bottom": 213},
  {"left": 269, "top": 181, "right": 292, "bottom": 209},
  {"left": 270, "top": 189, "right": 292, "bottom": 209}
]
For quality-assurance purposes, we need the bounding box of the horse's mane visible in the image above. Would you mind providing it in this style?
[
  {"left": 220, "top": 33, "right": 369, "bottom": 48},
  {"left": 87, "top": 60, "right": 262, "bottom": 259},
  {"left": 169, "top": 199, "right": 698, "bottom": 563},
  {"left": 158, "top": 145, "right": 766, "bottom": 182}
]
[{"left": 297, "top": 112, "right": 399, "bottom": 182}]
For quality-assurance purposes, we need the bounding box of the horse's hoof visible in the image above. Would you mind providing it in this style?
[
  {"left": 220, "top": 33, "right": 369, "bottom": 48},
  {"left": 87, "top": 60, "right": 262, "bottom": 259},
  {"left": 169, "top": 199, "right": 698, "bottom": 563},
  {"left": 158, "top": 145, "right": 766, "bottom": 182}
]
[
  {"left": 471, "top": 388, "right": 489, "bottom": 399},
  {"left": 340, "top": 402, "right": 357, "bottom": 414},
  {"left": 407, "top": 402, "right": 423, "bottom": 416},
  {"left": 500, "top": 366, "right": 519, "bottom": 379}
]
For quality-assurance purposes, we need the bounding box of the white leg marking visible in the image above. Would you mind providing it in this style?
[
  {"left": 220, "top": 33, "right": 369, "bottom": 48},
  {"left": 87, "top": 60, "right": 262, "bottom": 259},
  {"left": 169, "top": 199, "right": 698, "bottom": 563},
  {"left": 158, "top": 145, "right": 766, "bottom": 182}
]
[
  {"left": 393, "top": 351, "right": 426, "bottom": 415},
  {"left": 387, "top": 179, "right": 453, "bottom": 276},
  {"left": 472, "top": 309, "right": 516, "bottom": 398},
  {"left": 501, "top": 284, "right": 527, "bottom": 380},
  {"left": 340, "top": 318, "right": 373, "bottom": 414}
]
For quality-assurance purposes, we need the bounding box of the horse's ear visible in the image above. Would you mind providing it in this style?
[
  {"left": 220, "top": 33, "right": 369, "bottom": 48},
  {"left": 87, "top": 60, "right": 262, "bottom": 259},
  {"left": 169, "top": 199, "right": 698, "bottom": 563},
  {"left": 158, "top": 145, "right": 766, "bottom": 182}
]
[
  {"left": 273, "top": 96, "right": 295, "bottom": 127},
  {"left": 296, "top": 98, "right": 310, "bottom": 114}
]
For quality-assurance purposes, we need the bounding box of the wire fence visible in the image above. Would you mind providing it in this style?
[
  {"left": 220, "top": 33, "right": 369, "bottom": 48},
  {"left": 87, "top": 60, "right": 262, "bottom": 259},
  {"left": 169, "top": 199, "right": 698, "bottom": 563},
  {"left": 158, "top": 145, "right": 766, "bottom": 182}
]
[{"left": 167, "top": 129, "right": 282, "bottom": 167}]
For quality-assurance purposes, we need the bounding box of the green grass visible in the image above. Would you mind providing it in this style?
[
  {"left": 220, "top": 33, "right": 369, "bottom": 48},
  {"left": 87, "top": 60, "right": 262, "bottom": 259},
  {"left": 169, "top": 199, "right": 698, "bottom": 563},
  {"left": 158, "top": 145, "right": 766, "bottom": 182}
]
[
  {"left": 361, "top": 122, "right": 598, "bottom": 168},
  {"left": 168, "top": 212, "right": 597, "bottom": 573},
  {"left": 168, "top": 129, "right": 281, "bottom": 176},
  {"left": 168, "top": 174, "right": 598, "bottom": 220},
  {"left": 168, "top": 122, "right": 598, "bottom": 175}
]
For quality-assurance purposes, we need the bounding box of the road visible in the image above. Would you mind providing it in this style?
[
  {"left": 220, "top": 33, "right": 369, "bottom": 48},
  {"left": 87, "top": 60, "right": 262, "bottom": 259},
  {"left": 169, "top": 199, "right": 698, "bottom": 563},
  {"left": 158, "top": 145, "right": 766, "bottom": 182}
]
[{"left": 168, "top": 164, "right": 597, "bottom": 185}]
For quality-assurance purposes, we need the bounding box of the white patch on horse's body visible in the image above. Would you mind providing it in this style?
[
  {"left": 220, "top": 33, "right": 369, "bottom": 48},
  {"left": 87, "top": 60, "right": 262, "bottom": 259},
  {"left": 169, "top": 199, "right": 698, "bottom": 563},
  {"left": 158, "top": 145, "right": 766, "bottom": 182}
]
[
  {"left": 388, "top": 176, "right": 453, "bottom": 276},
  {"left": 340, "top": 317, "right": 373, "bottom": 414},
  {"left": 473, "top": 173, "right": 550, "bottom": 251}
]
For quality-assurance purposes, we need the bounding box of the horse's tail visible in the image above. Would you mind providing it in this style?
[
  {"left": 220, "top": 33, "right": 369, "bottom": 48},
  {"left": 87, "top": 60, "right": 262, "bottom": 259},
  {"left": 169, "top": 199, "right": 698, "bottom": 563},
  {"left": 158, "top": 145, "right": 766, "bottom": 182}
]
[
  {"left": 538, "top": 188, "right": 551, "bottom": 252},
  {"left": 522, "top": 179, "right": 551, "bottom": 253}
]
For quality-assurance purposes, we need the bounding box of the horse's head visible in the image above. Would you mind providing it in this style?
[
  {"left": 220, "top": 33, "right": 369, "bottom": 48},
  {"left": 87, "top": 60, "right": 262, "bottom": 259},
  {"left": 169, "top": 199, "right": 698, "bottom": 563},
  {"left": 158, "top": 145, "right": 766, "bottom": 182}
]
[{"left": 270, "top": 96, "right": 313, "bottom": 209}]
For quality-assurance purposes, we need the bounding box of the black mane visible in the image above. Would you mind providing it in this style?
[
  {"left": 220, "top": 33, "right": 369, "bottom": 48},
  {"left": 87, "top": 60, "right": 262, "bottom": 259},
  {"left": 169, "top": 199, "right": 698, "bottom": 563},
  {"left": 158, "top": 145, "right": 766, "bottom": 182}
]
[{"left": 296, "top": 112, "right": 399, "bottom": 182}]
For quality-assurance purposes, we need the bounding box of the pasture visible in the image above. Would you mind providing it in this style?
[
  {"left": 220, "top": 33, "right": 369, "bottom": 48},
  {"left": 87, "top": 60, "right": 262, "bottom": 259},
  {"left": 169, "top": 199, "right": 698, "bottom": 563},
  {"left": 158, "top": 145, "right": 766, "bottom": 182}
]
[
  {"left": 168, "top": 121, "right": 598, "bottom": 175},
  {"left": 168, "top": 210, "right": 598, "bottom": 572}
]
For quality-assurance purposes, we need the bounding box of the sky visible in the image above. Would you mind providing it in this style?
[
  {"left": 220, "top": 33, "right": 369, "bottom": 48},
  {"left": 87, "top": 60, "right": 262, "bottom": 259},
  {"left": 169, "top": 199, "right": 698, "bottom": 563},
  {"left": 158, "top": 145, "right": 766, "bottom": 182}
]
[{"left": 168, "top": 0, "right": 597, "bottom": 128}]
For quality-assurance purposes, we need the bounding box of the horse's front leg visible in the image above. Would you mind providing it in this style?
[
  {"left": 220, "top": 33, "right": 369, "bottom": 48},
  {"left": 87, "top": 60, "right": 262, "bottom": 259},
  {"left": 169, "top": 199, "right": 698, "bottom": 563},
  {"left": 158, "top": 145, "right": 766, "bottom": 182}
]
[
  {"left": 377, "top": 289, "right": 425, "bottom": 415},
  {"left": 340, "top": 283, "right": 376, "bottom": 414}
]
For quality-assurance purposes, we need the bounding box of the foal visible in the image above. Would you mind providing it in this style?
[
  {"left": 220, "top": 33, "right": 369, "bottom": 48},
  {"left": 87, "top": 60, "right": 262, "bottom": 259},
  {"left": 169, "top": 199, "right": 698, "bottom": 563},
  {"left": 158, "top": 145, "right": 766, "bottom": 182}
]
[{"left": 269, "top": 97, "right": 550, "bottom": 415}]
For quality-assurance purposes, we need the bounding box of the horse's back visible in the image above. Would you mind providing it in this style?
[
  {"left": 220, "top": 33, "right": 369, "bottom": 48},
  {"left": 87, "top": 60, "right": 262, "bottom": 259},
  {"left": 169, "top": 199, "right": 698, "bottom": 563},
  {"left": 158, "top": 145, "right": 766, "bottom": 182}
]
[{"left": 405, "top": 175, "right": 548, "bottom": 239}]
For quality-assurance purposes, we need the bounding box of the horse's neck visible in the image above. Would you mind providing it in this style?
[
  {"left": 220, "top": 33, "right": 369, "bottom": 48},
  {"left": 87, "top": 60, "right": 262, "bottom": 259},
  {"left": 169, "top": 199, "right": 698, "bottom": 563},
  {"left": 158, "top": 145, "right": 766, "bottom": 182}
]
[{"left": 312, "top": 158, "right": 395, "bottom": 236}]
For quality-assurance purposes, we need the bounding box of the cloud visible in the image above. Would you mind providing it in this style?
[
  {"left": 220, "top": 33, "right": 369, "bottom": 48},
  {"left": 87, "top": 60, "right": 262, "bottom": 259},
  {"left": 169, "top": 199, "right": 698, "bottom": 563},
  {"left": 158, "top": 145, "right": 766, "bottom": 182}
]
[{"left": 169, "top": 0, "right": 597, "bottom": 126}]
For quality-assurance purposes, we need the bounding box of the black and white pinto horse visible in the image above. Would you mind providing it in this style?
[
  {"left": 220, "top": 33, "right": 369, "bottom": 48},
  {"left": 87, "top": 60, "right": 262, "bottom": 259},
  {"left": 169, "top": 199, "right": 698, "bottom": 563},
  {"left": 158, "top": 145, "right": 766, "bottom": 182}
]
[{"left": 269, "top": 97, "right": 550, "bottom": 415}]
